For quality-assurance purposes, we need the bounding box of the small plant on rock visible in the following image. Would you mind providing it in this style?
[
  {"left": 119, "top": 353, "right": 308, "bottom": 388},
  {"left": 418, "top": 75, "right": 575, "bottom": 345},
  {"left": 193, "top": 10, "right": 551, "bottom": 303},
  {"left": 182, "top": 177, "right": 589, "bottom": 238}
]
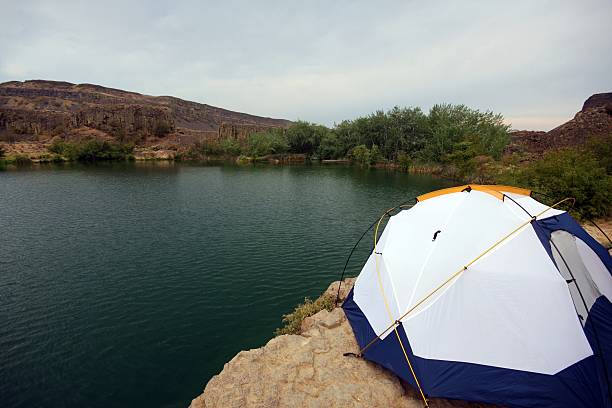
[{"left": 274, "top": 295, "right": 335, "bottom": 336}]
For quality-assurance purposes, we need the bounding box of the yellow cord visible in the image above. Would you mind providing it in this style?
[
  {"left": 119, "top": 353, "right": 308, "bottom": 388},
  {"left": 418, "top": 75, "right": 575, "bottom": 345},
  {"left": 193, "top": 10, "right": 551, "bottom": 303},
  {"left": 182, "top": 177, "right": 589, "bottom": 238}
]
[
  {"left": 361, "top": 196, "right": 574, "bottom": 384},
  {"left": 373, "top": 210, "right": 429, "bottom": 407}
]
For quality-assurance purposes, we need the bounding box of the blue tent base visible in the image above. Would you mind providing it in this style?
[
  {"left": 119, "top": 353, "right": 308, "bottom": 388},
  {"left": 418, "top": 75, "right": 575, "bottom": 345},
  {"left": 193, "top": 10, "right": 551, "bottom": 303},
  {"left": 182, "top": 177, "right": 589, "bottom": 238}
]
[{"left": 343, "top": 288, "right": 612, "bottom": 408}]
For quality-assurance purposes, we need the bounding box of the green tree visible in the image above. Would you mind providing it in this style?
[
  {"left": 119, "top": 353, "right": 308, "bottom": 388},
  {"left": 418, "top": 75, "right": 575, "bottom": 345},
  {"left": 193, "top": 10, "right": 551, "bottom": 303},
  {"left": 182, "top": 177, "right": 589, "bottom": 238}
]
[
  {"left": 286, "top": 121, "right": 328, "bottom": 156},
  {"left": 247, "top": 130, "right": 288, "bottom": 157},
  {"left": 349, "top": 144, "right": 370, "bottom": 166},
  {"left": 421, "top": 104, "right": 509, "bottom": 163},
  {"left": 396, "top": 150, "right": 411, "bottom": 171},
  {"left": 369, "top": 144, "right": 382, "bottom": 165},
  {"left": 317, "top": 131, "right": 342, "bottom": 159}
]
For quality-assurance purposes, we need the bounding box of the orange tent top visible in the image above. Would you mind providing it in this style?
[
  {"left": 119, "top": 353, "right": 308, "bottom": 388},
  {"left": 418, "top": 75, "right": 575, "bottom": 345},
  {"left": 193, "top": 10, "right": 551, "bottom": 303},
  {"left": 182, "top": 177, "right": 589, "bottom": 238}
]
[{"left": 416, "top": 185, "right": 531, "bottom": 202}]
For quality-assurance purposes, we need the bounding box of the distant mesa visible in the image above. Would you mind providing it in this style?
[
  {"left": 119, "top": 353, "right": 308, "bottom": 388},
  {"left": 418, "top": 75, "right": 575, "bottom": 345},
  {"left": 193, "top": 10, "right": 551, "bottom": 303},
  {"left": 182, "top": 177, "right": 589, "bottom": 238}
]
[{"left": 0, "top": 79, "right": 292, "bottom": 149}]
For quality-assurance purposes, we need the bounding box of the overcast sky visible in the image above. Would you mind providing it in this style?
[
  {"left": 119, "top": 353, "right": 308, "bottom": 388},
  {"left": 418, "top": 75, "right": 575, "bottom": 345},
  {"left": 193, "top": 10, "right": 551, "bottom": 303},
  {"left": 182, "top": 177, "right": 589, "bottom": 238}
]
[{"left": 1, "top": 0, "right": 610, "bottom": 130}]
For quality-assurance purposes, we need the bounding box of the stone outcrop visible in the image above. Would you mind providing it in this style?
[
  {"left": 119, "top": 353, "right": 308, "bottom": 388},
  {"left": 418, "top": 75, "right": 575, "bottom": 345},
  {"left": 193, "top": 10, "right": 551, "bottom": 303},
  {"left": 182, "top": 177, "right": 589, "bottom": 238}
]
[
  {"left": 507, "top": 92, "right": 612, "bottom": 156},
  {"left": 132, "top": 147, "right": 176, "bottom": 161},
  {"left": 582, "top": 92, "right": 612, "bottom": 111},
  {"left": 190, "top": 279, "right": 494, "bottom": 408}
]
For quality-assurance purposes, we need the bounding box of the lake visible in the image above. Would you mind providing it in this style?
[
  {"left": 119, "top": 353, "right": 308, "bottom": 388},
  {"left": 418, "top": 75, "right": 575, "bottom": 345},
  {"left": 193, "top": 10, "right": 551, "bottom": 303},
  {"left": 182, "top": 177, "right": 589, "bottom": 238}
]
[{"left": 0, "top": 162, "right": 452, "bottom": 408}]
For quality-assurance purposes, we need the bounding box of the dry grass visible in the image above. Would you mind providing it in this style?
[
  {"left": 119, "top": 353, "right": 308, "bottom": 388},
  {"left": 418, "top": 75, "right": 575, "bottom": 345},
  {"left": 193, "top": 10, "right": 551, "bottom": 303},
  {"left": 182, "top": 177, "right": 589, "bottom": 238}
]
[{"left": 275, "top": 295, "right": 336, "bottom": 336}]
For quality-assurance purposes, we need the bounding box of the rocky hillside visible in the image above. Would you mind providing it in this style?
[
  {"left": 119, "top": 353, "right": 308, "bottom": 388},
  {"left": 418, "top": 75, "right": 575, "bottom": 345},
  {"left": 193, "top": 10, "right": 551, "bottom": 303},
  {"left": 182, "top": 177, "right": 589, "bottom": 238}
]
[
  {"left": 189, "top": 279, "right": 495, "bottom": 408},
  {"left": 507, "top": 92, "right": 612, "bottom": 156},
  {"left": 0, "top": 80, "right": 291, "bottom": 154}
]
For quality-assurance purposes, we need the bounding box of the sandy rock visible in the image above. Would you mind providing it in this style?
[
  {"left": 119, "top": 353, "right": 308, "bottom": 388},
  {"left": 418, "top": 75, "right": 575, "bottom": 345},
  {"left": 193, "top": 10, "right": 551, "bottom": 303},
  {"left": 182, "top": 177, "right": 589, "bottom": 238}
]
[
  {"left": 190, "top": 280, "right": 493, "bottom": 408},
  {"left": 133, "top": 148, "right": 176, "bottom": 160},
  {"left": 322, "top": 277, "right": 356, "bottom": 303}
]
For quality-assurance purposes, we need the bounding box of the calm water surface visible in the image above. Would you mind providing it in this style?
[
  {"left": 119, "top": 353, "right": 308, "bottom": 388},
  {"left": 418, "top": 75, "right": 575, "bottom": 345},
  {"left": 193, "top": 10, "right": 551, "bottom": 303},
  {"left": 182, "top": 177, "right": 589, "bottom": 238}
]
[{"left": 0, "top": 162, "right": 452, "bottom": 408}]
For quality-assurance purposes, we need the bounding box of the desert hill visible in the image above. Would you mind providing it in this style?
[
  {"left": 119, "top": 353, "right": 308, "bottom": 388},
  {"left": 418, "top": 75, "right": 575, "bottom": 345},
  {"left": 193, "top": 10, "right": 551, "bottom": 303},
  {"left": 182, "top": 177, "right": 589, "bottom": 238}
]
[
  {"left": 507, "top": 92, "right": 612, "bottom": 155},
  {"left": 0, "top": 80, "right": 291, "bottom": 153}
]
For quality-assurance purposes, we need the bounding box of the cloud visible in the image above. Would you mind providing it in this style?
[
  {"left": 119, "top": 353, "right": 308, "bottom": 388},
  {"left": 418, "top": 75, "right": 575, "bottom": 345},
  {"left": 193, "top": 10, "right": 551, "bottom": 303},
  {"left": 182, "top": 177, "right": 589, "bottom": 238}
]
[{"left": 0, "top": 0, "right": 610, "bottom": 130}]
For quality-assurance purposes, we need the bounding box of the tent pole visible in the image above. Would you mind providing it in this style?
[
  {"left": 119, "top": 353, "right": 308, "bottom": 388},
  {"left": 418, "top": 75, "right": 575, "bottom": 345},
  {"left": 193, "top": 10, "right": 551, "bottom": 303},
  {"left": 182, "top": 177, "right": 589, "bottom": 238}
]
[
  {"left": 358, "top": 197, "right": 575, "bottom": 356},
  {"left": 334, "top": 198, "right": 416, "bottom": 305}
]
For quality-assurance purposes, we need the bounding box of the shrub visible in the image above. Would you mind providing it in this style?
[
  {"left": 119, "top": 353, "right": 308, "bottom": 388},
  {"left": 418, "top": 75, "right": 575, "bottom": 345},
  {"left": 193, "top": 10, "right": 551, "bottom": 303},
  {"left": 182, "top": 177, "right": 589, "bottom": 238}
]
[
  {"left": 200, "top": 140, "right": 223, "bottom": 156},
  {"left": 348, "top": 144, "right": 370, "bottom": 166},
  {"left": 369, "top": 144, "right": 382, "bottom": 165},
  {"left": 286, "top": 121, "right": 328, "bottom": 156},
  {"left": 220, "top": 138, "right": 242, "bottom": 156},
  {"left": 48, "top": 139, "right": 134, "bottom": 161},
  {"left": 317, "top": 131, "right": 342, "bottom": 159},
  {"left": 247, "top": 130, "right": 288, "bottom": 157},
  {"left": 501, "top": 148, "right": 611, "bottom": 219},
  {"left": 275, "top": 295, "right": 335, "bottom": 336},
  {"left": 396, "top": 151, "right": 411, "bottom": 171},
  {"left": 585, "top": 135, "right": 612, "bottom": 174},
  {"left": 0, "top": 144, "right": 5, "bottom": 159},
  {"left": 6, "top": 154, "right": 32, "bottom": 165}
]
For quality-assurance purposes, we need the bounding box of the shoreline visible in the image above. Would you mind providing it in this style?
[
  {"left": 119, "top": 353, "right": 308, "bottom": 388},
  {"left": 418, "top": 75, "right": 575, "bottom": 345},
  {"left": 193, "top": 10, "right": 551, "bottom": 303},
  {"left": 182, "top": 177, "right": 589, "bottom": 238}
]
[{"left": 0, "top": 143, "right": 454, "bottom": 180}]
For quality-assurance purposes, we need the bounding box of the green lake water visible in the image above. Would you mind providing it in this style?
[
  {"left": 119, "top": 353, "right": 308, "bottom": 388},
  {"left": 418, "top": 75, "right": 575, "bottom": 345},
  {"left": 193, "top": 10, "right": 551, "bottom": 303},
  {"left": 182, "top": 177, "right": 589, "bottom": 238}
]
[{"left": 0, "top": 162, "right": 452, "bottom": 408}]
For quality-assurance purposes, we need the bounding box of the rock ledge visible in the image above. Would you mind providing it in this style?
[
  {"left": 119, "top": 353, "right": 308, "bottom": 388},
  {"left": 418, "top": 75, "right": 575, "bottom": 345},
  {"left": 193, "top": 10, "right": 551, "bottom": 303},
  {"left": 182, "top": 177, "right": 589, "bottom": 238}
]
[{"left": 189, "top": 279, "right": 492, "bottom": 408}]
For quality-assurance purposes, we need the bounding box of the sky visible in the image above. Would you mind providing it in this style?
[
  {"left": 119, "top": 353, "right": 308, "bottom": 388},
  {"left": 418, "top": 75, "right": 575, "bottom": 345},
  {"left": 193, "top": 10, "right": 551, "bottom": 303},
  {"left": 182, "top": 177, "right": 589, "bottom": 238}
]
[{"left": 1, "top": 0, "right": 611, "bottom": 130}]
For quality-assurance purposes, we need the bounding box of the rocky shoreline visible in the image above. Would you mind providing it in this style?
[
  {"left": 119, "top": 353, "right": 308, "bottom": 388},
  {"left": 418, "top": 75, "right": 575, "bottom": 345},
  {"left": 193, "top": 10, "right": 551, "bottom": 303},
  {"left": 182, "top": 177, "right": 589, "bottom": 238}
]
[{"left": 189, "top": 279, "right": 494, "bottom": 408}]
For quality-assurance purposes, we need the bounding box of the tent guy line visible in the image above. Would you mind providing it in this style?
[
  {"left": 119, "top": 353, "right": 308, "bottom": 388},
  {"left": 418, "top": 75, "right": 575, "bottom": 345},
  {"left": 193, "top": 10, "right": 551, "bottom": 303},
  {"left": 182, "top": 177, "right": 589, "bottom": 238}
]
[{"left": 358, "top": 195, "right": 574, "bottom": 357}]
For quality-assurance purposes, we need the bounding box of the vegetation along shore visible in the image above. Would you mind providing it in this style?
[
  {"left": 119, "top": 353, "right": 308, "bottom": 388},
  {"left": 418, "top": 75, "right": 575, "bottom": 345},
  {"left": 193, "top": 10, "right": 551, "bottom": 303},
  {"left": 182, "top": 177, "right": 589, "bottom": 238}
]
[{"left": 1, "top": 80, "right": 610, "bottom": 219}]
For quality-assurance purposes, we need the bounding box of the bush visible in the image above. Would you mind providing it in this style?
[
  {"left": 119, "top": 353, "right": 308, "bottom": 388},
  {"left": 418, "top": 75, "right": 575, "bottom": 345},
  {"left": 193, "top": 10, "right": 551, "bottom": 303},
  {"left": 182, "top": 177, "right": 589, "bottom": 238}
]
[
  {"left": 286, "top": 121, "right": 328, "bottom": 156},
  {"left": 48, "top": 139, "right": 134, "bottom": 161},
  {"left": 585, "top": 136, "right": 612, "bottom": 174},
  {"left": 397, "top": 151, "right": 411, "bottom": 171},
  {"left": 0, "top": 144, "right": 5, "bottom": 159},
  {"left": 200, "top": 140, "right": 223, "bottom": 156},
  {"left": 220, "top": 138, "right": 242, "bottom": 156},
  {"left": 5, "top": 154, "right": 32, "bottom": 165},
  {"left": 501, "top": 148, "right": 611, "bottom": 219},
  {"left": 247, "top": 130, "right": 288, "bottom": 157},
  {"left": 275, "top": 295, "right": 335, "bottom": 336},
  {"left": 287, "top": 104, "right": 509, "bottom": 169},
  {"left": 348, "top": 144, "right": 370, "bottom": 166},
  {"left": 317, "top": 131, "right": 342, "bottom": 159},
  {"left": 369, "top": 144, "right": 382, "bottom": 165}
]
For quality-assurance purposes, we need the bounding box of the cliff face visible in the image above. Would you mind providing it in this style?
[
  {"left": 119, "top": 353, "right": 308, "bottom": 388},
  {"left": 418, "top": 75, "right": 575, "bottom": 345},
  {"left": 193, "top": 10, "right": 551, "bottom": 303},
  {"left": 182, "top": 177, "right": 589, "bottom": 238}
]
[
  {"left": 189, "top": 279, "right": 494, "bottom": 408},
  {"left": 0, "top": 80, "right": 291, "bottom": 147},
  {"left": 507, "top": 92, "right": 612, "bottom": 155}
]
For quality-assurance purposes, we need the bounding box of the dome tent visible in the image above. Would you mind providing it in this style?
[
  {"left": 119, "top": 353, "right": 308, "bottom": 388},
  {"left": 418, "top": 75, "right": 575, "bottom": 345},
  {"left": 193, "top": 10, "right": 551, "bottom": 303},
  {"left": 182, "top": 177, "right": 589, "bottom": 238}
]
[{"left": 342, "top": 185, "right": 611, "bottom": 408}]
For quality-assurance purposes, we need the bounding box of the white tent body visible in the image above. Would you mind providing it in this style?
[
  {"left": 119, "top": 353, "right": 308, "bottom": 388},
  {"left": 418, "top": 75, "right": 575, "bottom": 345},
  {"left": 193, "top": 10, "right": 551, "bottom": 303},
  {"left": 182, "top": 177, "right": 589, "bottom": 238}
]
[{"left": 346, "top": 185, "right": 612, "bottom": 407}]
